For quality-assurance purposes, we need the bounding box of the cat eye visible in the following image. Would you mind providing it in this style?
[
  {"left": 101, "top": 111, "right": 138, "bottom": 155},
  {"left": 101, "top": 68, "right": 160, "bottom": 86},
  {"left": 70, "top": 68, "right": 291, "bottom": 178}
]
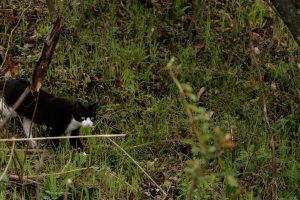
[{"left": 90, "top": 117, "right": 94, "bottom": 121}]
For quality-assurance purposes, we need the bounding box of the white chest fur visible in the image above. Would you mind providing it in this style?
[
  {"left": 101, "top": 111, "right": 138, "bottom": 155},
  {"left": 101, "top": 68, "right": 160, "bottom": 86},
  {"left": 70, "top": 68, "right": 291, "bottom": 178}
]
[
  {"left": 65, "top": 118, "right": 82, "bottom": 134},
  {"left": 65, "top": 117, "right": 94, "bottom": 135}
]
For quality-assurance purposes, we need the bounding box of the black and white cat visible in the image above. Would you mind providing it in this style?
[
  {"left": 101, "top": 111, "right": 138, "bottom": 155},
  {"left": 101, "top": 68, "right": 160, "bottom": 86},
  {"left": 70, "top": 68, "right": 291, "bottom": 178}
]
[{"left": 0, "top": 79, "right": 96, "bottom": 150}]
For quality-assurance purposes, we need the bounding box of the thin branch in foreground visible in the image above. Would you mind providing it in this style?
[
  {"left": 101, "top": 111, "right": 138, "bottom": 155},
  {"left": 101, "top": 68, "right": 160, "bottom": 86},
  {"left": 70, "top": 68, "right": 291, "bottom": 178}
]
[
  {"left": 0, "top": 134, "right": 126, "bottom": 142},
  {"left": 249, "top": 33, "right": 277, "bottom": 199},
  {"left": 0, "top": 148, "right": 45, "bottom": 153},
  {"left": 31, "top": 15, "right": 64, "bottom": 92},
  {"left": 0, "top": 140, "right": 15, "bottom": 181},
  {"left": 8, "top": 174, "right": 42, "bottom": 185},
  {"left": 107, "top": 138, "right": 167, "bottom": 198}
]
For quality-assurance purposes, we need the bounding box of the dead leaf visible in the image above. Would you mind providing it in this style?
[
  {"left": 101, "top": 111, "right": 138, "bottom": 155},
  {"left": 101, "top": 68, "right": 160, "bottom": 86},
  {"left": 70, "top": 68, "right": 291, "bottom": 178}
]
[
  {"left": 4, "top": 58, "right": 20, "bottom": 78},
  {"left": 115, "top": 79, "right": 123, "bottom": 87},
  {"left": 223, "top": 27, "right": 231, "bottom": 33},
  {"left": 242, "top": 180, "right": 251, "bottom": 188},
  {"left": 197, "top": 87, "right": 206, "bottom": 100},
  {"left": 265, "top": 62, "right": 273, "bottom": 69},
  {"left": 181, "top": 15, "right": 192, "bottom": 23},
  {"left": 254, "top": 47, "right": 260, "bottom": 54},
  {"left": 195, "top": 41, "right": 205, "bottom": 52}
]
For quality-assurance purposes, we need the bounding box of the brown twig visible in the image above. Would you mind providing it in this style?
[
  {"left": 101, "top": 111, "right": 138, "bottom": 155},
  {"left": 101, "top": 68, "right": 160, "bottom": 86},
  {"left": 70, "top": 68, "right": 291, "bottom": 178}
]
[
  {"left": 31, "top": 16, "right": 64, "bottom": 92},
  {"left": 8, "top": 174, "right": 42, "bottom": 185},
  {"left": 0, "top": 148, "right": 45, "bottom": 153},
  {"left": 249, "top": 33, "right": 277, "bottom": 199}
]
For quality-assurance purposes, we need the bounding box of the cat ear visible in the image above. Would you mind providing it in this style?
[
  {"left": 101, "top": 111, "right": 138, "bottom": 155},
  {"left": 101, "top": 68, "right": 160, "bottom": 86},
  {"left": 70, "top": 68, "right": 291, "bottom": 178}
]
[
  {"left": 89, "top": 102, "right": 98, "bottom": 111},
  {"left": 74, "top": 100, "right": 85, "bottom": 111}
]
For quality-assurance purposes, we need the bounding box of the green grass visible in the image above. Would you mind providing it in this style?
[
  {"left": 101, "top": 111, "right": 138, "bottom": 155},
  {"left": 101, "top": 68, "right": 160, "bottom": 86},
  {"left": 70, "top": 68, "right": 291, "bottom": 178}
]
[{"left": 0, "top": 0, "right": 299, "bottom": 199}]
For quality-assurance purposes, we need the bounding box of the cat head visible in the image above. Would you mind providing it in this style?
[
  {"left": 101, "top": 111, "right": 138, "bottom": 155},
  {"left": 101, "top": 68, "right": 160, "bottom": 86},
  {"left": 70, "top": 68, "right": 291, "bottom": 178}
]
[{"left": 73, "top": 101, "right": 97, "bottom": 127}]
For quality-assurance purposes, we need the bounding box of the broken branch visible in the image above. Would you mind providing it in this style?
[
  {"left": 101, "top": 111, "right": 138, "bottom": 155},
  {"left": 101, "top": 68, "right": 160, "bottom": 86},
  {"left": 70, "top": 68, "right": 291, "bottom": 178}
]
[
  {"left": 249, "top": 33, "right": 277, "bottom": 199},
  {"left": 31, "top": 16, "right": 64, "bottom": 92}
]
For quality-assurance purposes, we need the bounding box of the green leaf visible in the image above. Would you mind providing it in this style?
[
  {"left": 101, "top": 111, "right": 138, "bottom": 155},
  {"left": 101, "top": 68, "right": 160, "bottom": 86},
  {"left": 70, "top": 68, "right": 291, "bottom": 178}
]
[
  {"left": 182, "top": 83, "right": 193, "bottom": 92},
  {"left": 227, "top": 175, "right": 238, "bottom": 188}
]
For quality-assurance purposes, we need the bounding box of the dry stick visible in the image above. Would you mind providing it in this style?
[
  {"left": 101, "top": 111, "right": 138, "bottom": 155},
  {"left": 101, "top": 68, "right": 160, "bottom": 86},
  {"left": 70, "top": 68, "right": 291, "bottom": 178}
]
[
  {"left": 8, "top": 174, "right": 42, "bottom": 185},
  {"left": 31, "top": 16, "right": 64, "bottom": 92},
  {"left": 0, "top": 134, "right": 126, "bottom": 142},
  {"left": 0, "top": 148, "right": 45, "bottom": 153},
  {"left": 249, "top": 35, "right": 277, "bottom": 199},
  {"left": 0, "top": 1, "right": 32, "bottom": 70},
  {"left": 107, "top": 138, "right": 167, "bottom": 198},
  {"left": 9, "top": 167, "right": 97, "bottom": 187},
  {"left": 0, "top": 140, "right": 15, "bottom": 181}
]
